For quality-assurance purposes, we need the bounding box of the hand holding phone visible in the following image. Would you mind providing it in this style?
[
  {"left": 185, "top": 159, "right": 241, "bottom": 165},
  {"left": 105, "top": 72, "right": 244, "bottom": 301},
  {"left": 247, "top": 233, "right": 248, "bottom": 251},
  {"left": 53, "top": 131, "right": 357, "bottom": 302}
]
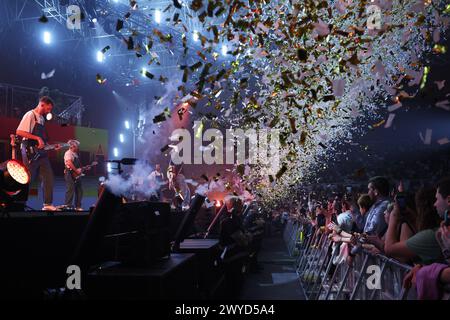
[{"left": 445, "top": 210, "right": 450, "bottom": 227}]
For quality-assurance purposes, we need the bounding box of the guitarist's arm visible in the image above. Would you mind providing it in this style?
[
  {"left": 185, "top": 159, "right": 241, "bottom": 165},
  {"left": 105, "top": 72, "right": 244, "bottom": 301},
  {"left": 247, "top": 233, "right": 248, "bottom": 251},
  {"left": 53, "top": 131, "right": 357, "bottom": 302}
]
[
  {"left": 65, "top": 158, "right": 81, "bottom": 175},
  {"left": 16, "top": 129, "right": 45, "bottom": 149}
]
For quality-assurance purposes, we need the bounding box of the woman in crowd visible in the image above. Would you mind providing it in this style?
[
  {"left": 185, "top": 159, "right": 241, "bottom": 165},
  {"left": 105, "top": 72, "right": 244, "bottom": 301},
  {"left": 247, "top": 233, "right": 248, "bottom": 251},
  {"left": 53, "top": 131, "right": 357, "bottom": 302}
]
[{"left": 415, "top": 186, "right": 441, "bottom": 232}]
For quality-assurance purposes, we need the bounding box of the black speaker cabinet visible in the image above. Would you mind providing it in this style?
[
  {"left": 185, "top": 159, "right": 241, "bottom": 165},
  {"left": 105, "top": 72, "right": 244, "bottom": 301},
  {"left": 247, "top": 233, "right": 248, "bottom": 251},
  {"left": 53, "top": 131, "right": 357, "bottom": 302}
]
[{"left": 113, "top": 202, "right": 171, "bottom": 266}]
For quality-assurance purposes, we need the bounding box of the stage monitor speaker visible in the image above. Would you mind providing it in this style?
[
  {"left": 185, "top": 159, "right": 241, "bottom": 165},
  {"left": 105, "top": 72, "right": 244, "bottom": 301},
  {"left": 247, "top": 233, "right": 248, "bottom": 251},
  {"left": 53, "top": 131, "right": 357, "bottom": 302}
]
[
  {"left": 114, "top": 201, "right": 171, "bottom": 266},
  {"left": 173, "top": 194, "right": 206, "bottom": 251}
]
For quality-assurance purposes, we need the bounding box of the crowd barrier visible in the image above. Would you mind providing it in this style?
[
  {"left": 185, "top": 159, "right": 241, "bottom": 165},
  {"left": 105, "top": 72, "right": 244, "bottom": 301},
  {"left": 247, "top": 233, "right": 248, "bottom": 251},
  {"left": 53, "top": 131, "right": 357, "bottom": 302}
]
[{"left": 282, "top": 219, "right": 448, "bottom": 300}]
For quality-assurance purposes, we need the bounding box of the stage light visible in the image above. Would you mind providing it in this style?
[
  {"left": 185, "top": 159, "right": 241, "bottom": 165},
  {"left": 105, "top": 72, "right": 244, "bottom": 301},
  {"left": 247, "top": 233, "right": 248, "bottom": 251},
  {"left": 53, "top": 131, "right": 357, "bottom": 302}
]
[
  {"left": 221, "top": 44, "right": 227, "bottom": 56},
  {"left": 92, "top": 18, "right": 97, "bottom": 23},
  {"left": 155, "top": 10, "right": 161, "bottom": 24},
  {"left": 119, "top": 133, "right": 124, "bottom": 143},
  {"left": 0, "top": 160, "right": 30, "bottom": 208},
  {"left": 141, "top": 67, "right": 147, "bottom": 77},
  {"left": 215, "top": 200, "right": 222, "bottom": 208},
  {"left": 125, "top": 120, "right": 130, "bottom": 129},
  {"left": 107, "top": 163, "right": 112, "bottom": 173},
  {"left": 193, "top": 31, "right": 199, "bottom": 42},
  {"left": 43, "top": 31, "right": 52, "bottom": 44},
  {"left": 46, "top": 113, "right": 53, "bottom": 121},
  {"left": 113, "top": 148, "right": 119, "bottom": 158},
  {"left": 97, "top": 51, "right": 104, "bottom": 62}
]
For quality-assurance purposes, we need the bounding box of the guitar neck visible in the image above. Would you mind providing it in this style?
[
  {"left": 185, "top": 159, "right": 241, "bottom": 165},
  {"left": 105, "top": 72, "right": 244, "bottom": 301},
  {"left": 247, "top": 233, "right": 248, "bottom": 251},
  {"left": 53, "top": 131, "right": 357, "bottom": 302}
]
[{"left": 43, "top": 143, "right": 69, "bottom": 150}]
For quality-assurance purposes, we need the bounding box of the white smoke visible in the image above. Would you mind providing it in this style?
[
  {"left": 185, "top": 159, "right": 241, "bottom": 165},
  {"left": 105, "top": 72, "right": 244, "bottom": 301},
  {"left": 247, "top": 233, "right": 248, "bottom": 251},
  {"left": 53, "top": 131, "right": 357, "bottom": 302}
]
[{"left": 104, "top": 160, "right": 157, "bottom": 198}]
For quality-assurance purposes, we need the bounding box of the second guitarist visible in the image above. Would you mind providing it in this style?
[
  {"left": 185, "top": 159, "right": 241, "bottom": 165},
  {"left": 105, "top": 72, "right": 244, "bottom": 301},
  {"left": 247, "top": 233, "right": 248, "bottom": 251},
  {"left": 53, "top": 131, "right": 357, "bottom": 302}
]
[{"left": 63, "top": 139, "right": 83, "bottom": 211}]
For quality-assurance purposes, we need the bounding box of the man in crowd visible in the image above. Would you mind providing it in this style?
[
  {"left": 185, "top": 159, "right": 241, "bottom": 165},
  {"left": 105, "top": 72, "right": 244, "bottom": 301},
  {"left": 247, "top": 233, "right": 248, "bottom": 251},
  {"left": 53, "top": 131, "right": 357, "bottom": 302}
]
[{"left": 364, "top": 176, "right": 390, "bottom": 236}]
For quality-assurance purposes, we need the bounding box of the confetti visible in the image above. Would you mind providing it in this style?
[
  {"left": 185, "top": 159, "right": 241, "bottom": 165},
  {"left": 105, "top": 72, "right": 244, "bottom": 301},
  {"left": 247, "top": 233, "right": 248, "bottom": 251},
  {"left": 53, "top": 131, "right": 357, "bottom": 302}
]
[
  {"left": 388, "top": 102, "right": 402, "bottom": 112},
  {"left": 419, "top": 129, "right": 433, "bottom": 145},
  {"left": 435, "top": 80, "right": 446, "bottom": 90},
  {"left": 38, "top": 15, "right": 48, "bottom": 23},
  {"left": 173, "top": 0, "right": 183, "bottom": 9},
  {"left": 101, "top": 45, "right": 111, "bottom": 54},
  {"left": 384, "top": 113, "right": 396, "bottom": 128},
  {"left": 437, "top": 137, "right": 450, "bottom": 145},
  {"left": 41, "top": 69, "right": 55, "bottom": 80},
  {"left": 160, "top": 144, "right": 170, "bottom": 153},
  {"left": 116, "top": 19, "right": 124, "bottom": 31},
  {"left": 96, "top": 74, "right": 107, "bottom": 84}
]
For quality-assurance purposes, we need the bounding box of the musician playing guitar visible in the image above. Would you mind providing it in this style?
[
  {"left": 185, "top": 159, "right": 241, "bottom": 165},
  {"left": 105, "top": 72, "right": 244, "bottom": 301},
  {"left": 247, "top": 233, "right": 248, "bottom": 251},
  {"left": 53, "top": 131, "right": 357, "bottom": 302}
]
[
  {"left": 63, "top": 140, "right": 84, "bottom": 211},
  {"left": 16, "top": 96, "right": 61, "bottom": 211}
]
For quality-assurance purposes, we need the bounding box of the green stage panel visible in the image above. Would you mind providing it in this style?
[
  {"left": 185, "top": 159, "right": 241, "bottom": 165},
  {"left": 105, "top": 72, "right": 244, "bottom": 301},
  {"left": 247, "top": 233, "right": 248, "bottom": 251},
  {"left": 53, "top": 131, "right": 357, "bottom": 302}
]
[{"left": 74, "top": 126, "right": 108, "bottom": 157}]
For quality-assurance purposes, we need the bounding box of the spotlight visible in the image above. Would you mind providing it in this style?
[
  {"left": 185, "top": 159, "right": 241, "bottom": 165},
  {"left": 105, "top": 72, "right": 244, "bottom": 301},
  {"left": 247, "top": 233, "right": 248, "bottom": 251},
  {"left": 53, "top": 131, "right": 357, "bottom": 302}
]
[
  {"left": 97, "top": 51, "right": 104, "bottom": 62},
  {"left": 113, "top": 148, "right": 119, "bottom": 158},
  {"left": 125, "top": 120, "right": 130, "bottom": 129},
  {"left": 0, "top": 160, "right": 31, "bottom": 210},
  {"left": 155, "top": 10, "right": 161, "bottom": 24},
  {"left": 215, "top": 200, "right": 222, "bottom": 208},
  {"left": 221, "top": 44, "right": 227, "bottom": 56},
  {"left": 43, "top": 31, "right": 52, "bottom": 44},
  {"left": 92, "top": 18, "right": 98, "bottom": 23},
  {"left": 46, "top": 113, "right": 53, "bottom": 121},
  {"left": 119, "top": 133, "right": 124, "bottom": 143},
  {"left": 107, "top": 163, "right": 112, "bottom": 173},
  {"left": 193, "top": 31, "right": 199, "bottom": 42},
  {"left": 141, "top": 67, "right": 147, "bottom": 77}
]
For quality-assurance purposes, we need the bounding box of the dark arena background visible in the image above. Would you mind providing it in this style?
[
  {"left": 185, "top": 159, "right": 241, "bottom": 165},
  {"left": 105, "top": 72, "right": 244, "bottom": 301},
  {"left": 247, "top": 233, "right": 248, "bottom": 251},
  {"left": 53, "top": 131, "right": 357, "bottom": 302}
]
[{"left": 0, "top": 0, "right": 450, "bottom": 312}]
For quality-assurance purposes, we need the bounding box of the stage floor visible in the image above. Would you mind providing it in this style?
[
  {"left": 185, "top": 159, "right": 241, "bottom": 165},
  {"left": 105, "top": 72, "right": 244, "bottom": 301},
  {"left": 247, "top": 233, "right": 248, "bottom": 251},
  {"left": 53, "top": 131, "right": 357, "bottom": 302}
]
[{"left": 26, "top": 176, "right": 100, "bottom": 210}]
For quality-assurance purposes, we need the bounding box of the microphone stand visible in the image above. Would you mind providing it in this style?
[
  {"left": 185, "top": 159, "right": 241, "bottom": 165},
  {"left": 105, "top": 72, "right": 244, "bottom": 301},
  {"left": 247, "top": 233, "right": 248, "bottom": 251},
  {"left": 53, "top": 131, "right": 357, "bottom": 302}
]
[{"left": 204, "top": 204, "right": 227, "bottom": 239}]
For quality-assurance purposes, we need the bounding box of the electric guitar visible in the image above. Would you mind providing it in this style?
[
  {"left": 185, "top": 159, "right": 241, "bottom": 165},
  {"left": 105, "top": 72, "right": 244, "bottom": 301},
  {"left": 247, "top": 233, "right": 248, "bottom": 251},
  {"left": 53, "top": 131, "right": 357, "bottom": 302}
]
[
  {"left": 10, "top": 134, "right": 20, "bottom": 160},
  {"left": 22, "top": 140, "right": 70, "bottom": 164},
  {"left": 70, "top": 161, "right": 98, "bottom": 181}
]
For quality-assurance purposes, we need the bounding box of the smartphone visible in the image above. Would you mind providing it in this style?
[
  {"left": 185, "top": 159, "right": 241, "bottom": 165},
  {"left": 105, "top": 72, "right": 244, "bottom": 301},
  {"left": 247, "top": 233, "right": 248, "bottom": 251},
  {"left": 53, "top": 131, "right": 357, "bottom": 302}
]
[
  {"left": 445, "top": 210, "right": 450, "bottom": 227},
  {"left": 396, "top": 193, "right": 407, "bottom": 211}
]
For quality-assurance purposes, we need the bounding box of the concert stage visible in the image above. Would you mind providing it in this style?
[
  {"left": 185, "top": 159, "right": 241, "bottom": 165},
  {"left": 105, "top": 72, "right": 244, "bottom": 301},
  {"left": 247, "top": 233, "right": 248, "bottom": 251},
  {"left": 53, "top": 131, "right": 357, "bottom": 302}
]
[{"left": 0, "top": 203, "right": 225, "bottom": 300}]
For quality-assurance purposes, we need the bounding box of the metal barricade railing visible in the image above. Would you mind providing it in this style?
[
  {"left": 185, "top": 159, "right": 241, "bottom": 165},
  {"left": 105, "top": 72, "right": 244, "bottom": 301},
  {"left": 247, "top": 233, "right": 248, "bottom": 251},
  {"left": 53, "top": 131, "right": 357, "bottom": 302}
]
[
  {"left": 290, "top": 222, "right": 421, "bottom": 300},
  {"left": 283, "top": 219, "right": 306, "bottom": 257}
]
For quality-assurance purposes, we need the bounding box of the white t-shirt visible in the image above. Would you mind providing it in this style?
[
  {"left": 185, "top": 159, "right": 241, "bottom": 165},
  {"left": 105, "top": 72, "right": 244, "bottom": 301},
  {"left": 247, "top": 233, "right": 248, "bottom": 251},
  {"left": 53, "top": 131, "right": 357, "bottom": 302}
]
[
  {"left": 148, "top": 170, "right": 164, "bottom": 189},
  {"left": 17, "top": 110, "right": 44, "bottom": 138},
  {"left": 64, "top": 149, "right": 79, "bottom": 168}
]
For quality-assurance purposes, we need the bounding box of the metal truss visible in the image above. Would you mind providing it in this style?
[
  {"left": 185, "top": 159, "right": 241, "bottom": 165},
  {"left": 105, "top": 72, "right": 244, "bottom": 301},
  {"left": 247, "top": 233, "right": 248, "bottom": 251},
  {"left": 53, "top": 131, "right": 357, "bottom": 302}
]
[{"left": 0, "top": 82, "right": 84, "bottom": 125}]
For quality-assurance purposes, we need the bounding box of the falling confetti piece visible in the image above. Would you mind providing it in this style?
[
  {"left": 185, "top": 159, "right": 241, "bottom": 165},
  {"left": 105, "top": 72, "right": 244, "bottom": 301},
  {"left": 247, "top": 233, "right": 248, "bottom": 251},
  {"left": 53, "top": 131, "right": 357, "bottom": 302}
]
[
  {"left": 160, "top": 144, "right": 170, "bottom": 153},
  {"left": 275, "top": 165, "right": 287, "bottom": 179},
  {"left": 96, "top": 74, "right": 107, "bottom": 84},
  {"left": 419, "top": 129, "right": 433, "bottom": 145},
  {"left": 384, "top": 113, "right": 396, "bottom": 128},
  {"left": 39, "top": 15, "right": 48, "bottom": 23},
  {"left": 435, "top": 80, "right": 446, "bottom": 90},
  {"left": 41, "top": 69, "right": 55, "bottom": 80},
  {"left": 116, "top": 19, "right": 124, "bottom": 31},
  {"left": 388, "top": 102, "right": 402, "bottom": 112},
  {"left": 437, "top": 137, "right": 450, "bottom": 145},
  {"left": 101, "top": 45, "right": 111, "bottom": 54}
]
